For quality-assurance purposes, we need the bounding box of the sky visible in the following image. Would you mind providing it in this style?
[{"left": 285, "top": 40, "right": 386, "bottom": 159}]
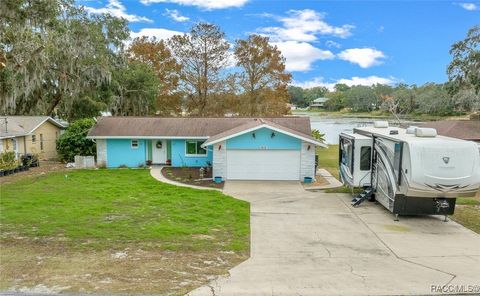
[{"left": 80, "top": 0, "right": 480, "bottom": 90}]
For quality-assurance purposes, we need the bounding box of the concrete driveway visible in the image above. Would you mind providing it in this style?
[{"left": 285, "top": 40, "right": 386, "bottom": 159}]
[{"left": 189, "top": 181, "right": 480, "bottom": 296}]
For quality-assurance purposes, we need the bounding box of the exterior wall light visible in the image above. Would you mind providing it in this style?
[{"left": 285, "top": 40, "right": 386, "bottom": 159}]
[
  {"left": 252, "top": 132, "right": 256, "bottom": 139},
  {"left": 307, "top": 145, "right": 311, "bottom": 151},
  {"left": 218, "top": 144, "right": 222, "bottom": 150},
  {"left": 271, "top": 132, "right": 276, "bottom": 138}
]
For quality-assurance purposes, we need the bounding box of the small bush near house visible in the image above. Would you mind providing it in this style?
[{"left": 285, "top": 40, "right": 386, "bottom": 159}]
[
  {"left": 0, "top": 152, "right": 18, "bottom": 170},
  {"left": 56, "top": 118, "right": 96, "bottom": 162}
]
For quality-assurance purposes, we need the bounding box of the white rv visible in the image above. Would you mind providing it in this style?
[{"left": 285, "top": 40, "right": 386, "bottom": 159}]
[{"left": 339, "top": 122, "right": 480, "bottom": 219}]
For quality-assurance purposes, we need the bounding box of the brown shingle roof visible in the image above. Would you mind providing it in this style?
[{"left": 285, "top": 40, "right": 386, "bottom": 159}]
[
  {"left": 87, "top": 116, "right": 313, "bottom": 138},
  {"left": 421, "top": 120, "right": 480, "bottom": 141}
]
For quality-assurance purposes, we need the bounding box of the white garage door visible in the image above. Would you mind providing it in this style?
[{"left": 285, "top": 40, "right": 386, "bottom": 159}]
[{"left": 226, "top": 150, "right": 300, "bottom": 180}]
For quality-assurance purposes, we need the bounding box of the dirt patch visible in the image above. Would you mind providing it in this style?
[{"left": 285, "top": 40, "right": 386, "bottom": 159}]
[
  {"left": 303, "top": 175, "right": 330, "bottom": 188},
  {"left": 162, "top": 167, "right": 224, "bottom": 189},
  {"left": 0, "top": 240, "right": 247, "bottom": 295},
  {"left": 0, "top": 161, "right": 69, "bottom": 185}
]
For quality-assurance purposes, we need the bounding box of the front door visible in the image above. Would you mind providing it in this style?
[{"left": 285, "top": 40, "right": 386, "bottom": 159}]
[{"left": 152, "top": 140, "right": 167, "bottom": 164}]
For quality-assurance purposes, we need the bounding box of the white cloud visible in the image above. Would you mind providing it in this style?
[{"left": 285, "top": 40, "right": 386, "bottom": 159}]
[
  {"left": 338, "top": 48, "right": 386, "bottom": 68},
  {"left": 325, "top": 40, "right": 341, "bottom": 48},
  {"left": 130, "top": 28, "right": 183, "bottom": 41},
  {"left": 457, "top": 2, "right": 478, "bottom": 10},
  {"left": 84, "top": 0, "right": 152, "bottom": 23},
  {"left": 164, "top": 9, "right": 189, "bottom": 22},
  {"left": 272, "top": 41, "right": 334, "bottom": 72},
  {"left": 140, "top": 0, "right": 248, "bottom": 10},
  {"left": 292, "top": 76, "right": 396, "bottom": 91},
  {"left": 258, "top": 9, "right": 354, "bottom": 42}
]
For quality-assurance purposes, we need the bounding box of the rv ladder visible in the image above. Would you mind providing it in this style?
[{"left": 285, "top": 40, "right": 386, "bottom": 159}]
[{"left": 351, "top": 187, "right": 374, "bottom": 207}]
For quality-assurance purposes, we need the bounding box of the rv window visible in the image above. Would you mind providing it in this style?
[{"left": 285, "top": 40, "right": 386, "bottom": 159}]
[{"left": 360, "top": 147, "right": 371, "bottom": 171}]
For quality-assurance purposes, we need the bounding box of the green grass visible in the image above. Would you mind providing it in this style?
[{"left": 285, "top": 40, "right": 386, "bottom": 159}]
[
  {"left": 317, "top": 144, "right": 339, "bottom": 179},
  {"left": 453, "top": 207, "right": 480, "bottom": 234},
  {"left": 0, "top": 169, "right": 249, "bottom": 252},
  {"left": 456, "top": 197, "right": 480, "bottom": 205}
]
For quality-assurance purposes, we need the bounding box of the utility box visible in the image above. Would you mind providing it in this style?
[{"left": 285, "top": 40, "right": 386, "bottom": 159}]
[{"left": 74, "top": 155, "right": 95, "bottom": 169}]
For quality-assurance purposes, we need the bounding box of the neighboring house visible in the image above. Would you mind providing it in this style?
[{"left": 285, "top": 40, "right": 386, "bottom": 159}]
[
  {"left": 87, "top": 117, "right": 326, "bottom": 181},
  {"left": 309, "top": 97, "right": 330, "bottom": 109},
  {"left": 421, "top": 120, "right": 480, "bottom": 148},
  {"left": 0, "top": 116, "right": 66, "bottom": 159}
]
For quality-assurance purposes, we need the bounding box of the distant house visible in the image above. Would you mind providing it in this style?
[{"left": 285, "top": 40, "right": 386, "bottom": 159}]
[
  {"left": 309, "top": 97, "right": 330, "bottom": 109},
  {"left": 87, "top": 117, "right": 326, "bottom": 181},
  {"left": 0, "top": 116, "right": 66, "bottom": 159},
  {"left": 421, "top": 120, "right": 480, "bottom": 148}
]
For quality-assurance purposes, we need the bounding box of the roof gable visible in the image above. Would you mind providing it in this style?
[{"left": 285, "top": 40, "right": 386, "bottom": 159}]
[
  {"left": 201, "top": 119, "right": 326, "bottom": 147},
  {"left": 0, "top": 116, "right": 65, "bottom": 139}
]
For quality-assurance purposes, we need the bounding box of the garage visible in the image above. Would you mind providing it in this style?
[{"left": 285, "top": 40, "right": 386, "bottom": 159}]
[{"left": 226, "top": 150, "right": 301, "bottom": 180}]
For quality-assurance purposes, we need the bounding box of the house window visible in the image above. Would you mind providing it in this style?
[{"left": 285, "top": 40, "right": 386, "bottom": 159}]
[
  {"left": 360, "top": 146, "right": 371, "bottom": 171},
  {"left": 32, "top": 134, "right": 36, "bottom": 143},
  {"left": 186, "top": 140, "right": 207, "bottom": 156},
  {"left": 40, "top": 134, "right": 44, "bottom": 151},
  {"left": 131, "top": 140, "right": 139, "bottom": 149}
]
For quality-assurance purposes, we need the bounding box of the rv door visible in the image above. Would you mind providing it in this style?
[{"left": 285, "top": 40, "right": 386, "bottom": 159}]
[{"left": 339, "top": 136, "right": 354, "bottom": 185}]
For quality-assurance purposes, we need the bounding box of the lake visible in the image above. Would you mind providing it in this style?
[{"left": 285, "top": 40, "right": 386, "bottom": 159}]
[{"left": 304, "top": 114, "right": 421, "bottom": 144}]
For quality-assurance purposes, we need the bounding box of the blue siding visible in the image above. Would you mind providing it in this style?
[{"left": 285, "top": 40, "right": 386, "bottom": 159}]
[
  {"left": 171, "top": 139, "right": 213, "bottom": 167},
  {"left": 106, "top": 139, "right": 147, "bottom": 168},
  {"left": 226, "top": 127, "right": 301, "bottom": 150}
]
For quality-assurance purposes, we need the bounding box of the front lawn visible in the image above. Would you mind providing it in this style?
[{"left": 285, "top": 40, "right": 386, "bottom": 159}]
[{"left": 0, "top": 169, "right": 249, "bottom": 294}]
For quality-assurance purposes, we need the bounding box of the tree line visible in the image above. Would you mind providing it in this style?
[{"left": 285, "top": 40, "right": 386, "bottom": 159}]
[
  {"left": 0, "top": 0, "right": 478, "bottom": 120},
  {"left": 289, "top": 82, "right": 476, "bottom": 116},
  {"left": 291, "top": 26, "right": 480, "bottom": 116},
  {"left": 0, "top": 0, "right": 290, "bottom": 121}
]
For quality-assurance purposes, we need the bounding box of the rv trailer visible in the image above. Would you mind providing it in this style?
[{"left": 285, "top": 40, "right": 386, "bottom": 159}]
[{"left": 339, "top": 122, "right": 480, "bottom": 220}]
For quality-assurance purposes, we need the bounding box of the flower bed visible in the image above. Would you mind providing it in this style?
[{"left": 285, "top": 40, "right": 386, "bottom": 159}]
[{"left": 161, "top": 167, "right": 224, "bottom": 189}]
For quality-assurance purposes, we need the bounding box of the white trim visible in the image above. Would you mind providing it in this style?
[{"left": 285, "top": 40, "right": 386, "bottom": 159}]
[
  {"left": 202, "top": 124, "right": 327, "bottom": 148},
  {"left": 87, "top": 136, "right": 209, "bottom": 140},
  {"left": 185, "top": 140, "right": 208, "bottom": 157}
]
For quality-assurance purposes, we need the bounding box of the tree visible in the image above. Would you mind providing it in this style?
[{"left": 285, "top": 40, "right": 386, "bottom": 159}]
[
  {"left": 304, "top": 86, "right": 328, "bottom": 102},
  {"left": 127, "top": 37, "right": 182, "bottom": 115},
  {"left": 415, "top": 83, "right": 454, "bottom": 115},
  {"left": 169, "top": 23, "right": 230, "bottom": 115},
  {"left": 311, "top": 129, "right": 325, "bottom": 143},
  {"left": 0, "top": 0, "right": 129, "bottom": 120},
  {"left": 56, "top": 118, "right": 96, "bottom": 162},
  {"left": 447, "top": 25, "right": 480, "bottom": 97},
  {"left": 234, "top": 34, "right": 291, "bottom": 115},
  {"left": 344, "top": 86, "right": 378, "bottom": 112},
  {"left": 324, "top": 92, "right": 345, "bottom": 111},
  {"left": 109, "top": 62, "right": 159, "bottom": 116},
  {"left": 288, "top": 86, "right": 307, "bottom": 107}
]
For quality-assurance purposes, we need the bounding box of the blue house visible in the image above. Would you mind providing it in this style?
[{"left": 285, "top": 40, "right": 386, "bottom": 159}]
[{"left": 87, "top": 117, "right": 325, "bottom": 181}]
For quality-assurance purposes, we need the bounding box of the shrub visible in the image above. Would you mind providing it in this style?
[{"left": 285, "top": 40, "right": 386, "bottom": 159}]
[
  {"left": 56, "top": 118, "right": 96, "bottom": 162},
  {"left": 0, "top": 152, "right": 19, "bottom": 170}
]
